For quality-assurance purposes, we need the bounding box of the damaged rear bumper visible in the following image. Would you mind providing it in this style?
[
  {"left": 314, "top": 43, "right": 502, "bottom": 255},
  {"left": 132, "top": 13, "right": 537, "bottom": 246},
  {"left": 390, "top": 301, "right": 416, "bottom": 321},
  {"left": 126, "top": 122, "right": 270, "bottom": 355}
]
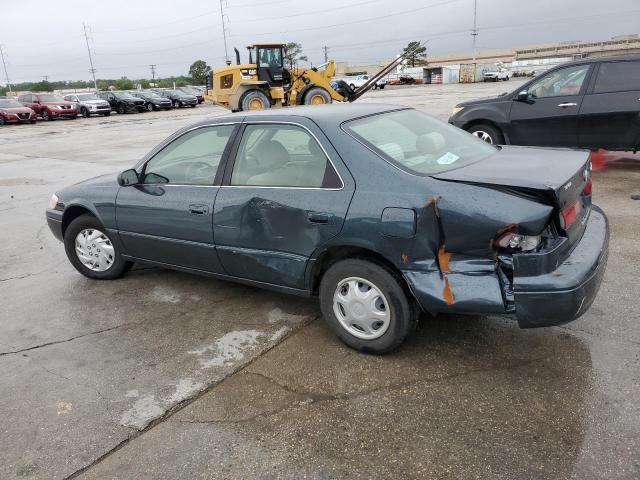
[{"left": 513, "top": 205, "right": 609, "bottom": 328}]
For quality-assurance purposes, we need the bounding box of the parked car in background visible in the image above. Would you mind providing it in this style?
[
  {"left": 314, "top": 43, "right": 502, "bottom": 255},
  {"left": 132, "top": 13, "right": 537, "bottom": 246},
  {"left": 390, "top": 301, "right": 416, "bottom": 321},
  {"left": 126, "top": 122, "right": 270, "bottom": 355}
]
[
  {"left": 152, "top": 89, "right": 198, "bottom": 108},
  {"left": 346, "top": 74, "right": 386, "bottom": 90},
  {"left": 63, "top": 93, "right": 111, "bottom": 117},
  {"left": 0, "top": 97, "right": 37, "bottom": 125},
  {"left": 483, "top": 68, "right": 511, "bottom": 82},
  {"left": 130, "top": 91, "right": 173, "bottom": 111},
  {"left": 449, "top": 54, "right": 640, "bottom": 150},
  {"left": 45, "top": 104, "right": 608, "bottom": 354},
  {"left": 18, "top": 93, "right": 78, "bottom": 121},
  {"left": 178, "top": 87, "right": 204, "bottom": 103},
  {"left": 96, "top": 91, "right": 145, "bottom": 114}
]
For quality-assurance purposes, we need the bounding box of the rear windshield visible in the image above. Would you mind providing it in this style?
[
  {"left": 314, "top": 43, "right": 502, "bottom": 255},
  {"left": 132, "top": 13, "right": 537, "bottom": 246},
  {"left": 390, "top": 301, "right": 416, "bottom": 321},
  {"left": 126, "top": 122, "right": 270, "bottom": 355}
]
[{"left": 344, "top": 109, "right": 497, "bottom": 175}]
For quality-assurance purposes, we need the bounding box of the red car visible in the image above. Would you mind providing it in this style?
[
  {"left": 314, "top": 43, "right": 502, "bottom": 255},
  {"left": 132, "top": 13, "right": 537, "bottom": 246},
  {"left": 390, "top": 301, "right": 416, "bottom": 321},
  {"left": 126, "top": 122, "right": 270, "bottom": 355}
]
[
  {"left": 0, "top": 97, "right": 37, "bottom": 125},
  {"left": 18, "top": 93, "right": 78, "bottom": 121}
]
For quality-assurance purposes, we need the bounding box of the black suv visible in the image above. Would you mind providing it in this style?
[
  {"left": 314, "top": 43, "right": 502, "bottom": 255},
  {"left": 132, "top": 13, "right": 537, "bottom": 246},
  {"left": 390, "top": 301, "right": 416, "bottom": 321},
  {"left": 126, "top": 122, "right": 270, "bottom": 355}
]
[
  {"left": 130, "top": 91, "right": 173, "bottom": 111},
  {"left": 449, "top": 54, "right": 640, "bottom": 151},
  {"left": 152, "top": 89, "right": 198, "bottom": 108},
  {"left": 97, "top": 91, "right": 145, "bottom": 114}
]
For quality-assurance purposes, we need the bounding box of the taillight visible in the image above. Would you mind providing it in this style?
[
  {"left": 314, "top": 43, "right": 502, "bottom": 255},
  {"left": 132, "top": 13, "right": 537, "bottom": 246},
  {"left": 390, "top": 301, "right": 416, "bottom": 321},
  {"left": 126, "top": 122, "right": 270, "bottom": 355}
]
[
  {"left": 560, "top": 199, "right": 581, "bottom": 230},
  {"left": 582, "top": 179, "right": 592, "bottom": 196}
]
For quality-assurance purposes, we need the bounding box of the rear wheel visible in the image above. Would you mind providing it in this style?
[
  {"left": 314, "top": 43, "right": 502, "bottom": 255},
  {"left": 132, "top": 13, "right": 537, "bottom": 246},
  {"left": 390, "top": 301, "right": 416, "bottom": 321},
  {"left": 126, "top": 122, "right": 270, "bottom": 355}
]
[
  {"left": 102, "top": 111, "right": 111, "bottom": 116},
  {"left": 117, "top": 103, "right": 126, "bottom": 114},
  {"left": 239, "top": 89, "right": 271, "bottom": 111},
  {"left": 467, "top": 124, "right": 504, "bottom": 145},
  {"left": 0, "top": 117, "right": 5, "bottom": 126},
  {"left": 63, "top": 214, "right": 132, "bottom": 280},
  {"left": 319, "top": 259, "right": 417, "bottom": 354},
  {"left": 303, "top": 87, "right": 332, "bottom": 105},
  {"left": 41, "top": 110, "right": 50, "bottom": 121}
]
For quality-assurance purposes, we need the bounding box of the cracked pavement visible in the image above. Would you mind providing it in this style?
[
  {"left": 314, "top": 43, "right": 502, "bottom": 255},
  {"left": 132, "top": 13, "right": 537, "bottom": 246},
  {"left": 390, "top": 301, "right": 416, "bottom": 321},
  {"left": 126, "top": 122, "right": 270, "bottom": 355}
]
[{"left": 1, "top": 83, "right": 640, "bottom": 479}]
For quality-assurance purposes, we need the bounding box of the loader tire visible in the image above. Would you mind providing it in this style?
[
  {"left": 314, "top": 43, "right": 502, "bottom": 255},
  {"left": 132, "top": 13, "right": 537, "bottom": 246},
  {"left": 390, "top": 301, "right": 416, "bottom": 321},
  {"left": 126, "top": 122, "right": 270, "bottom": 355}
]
[
  {"left": 240, "top": 90, "right": 271, "bottom": 111},
  {"left": 303, "top": 87, "right": 332, "bottom": 105}
]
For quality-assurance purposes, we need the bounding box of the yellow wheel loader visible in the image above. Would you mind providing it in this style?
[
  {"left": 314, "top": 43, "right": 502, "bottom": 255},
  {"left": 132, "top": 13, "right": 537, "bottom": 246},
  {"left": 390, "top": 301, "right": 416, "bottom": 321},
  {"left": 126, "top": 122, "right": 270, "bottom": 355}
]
[{"left": 204, "top": 42, "right": 424, "bottom": 111}]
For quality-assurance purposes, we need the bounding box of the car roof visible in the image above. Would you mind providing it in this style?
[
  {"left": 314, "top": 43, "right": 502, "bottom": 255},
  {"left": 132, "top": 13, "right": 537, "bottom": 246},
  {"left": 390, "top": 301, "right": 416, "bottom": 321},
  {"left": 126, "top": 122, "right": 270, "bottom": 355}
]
[
  {"left": 568, "top": 53, "right": 640, "bottom": 66},
  {"left": 212, "top": 103, "right": 407, "bottom": 125}
]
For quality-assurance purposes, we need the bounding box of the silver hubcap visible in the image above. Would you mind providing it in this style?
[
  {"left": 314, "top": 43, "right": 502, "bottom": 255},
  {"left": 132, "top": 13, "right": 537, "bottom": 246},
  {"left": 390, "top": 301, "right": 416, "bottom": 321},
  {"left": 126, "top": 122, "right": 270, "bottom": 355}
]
[
  {"left": 333, "top": 277, "right": 391, "bottom": 340},
  {"left": 472, "top": 130, "right": 493, "bottom": 144},
  {"left": 75, "top": 228, "right": 115, "bottom": 272}
]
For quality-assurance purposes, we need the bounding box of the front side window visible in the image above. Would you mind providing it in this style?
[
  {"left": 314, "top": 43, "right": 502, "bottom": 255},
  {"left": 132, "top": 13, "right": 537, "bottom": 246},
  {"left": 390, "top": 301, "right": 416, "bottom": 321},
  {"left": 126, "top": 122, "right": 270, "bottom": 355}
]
[
  {"left": 527, "top": 64, "right": 590, "bottom": 98},
  {"left": 37, "top": 94, "right": 64, "bottom": 102},
  {"left": 231, "top": 124, "right": 339, "bottom": 188},
  {"left": 594, "top": 61, "right": 640, "bottom": 93},
  {"left": 345, "top": 109, "right": 497, "bottom": 175},
  {"left": 142, "top": 126, "right": 234, "bottom": 185}
]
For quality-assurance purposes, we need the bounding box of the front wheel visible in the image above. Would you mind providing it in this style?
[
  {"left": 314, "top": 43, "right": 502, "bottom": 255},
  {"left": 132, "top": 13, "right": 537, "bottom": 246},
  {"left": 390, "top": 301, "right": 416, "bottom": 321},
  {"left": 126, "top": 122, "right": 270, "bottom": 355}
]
[
  {"left": 41, "top": 110, "right": 51, "bottom": 121},
  {"left": 63, "top": 214, "right": 132, "bottom": 280},
  {"left": 319, "top": 259, "right": 417, "bottom": 354},
  {"left": 81, "top": 107, "right": 90, "bottom": 118},
  {"left": 102, "top": 111, "right": 111, "bottom": 116},
  {"left": 467, "top": 124, "right": 504, "bottom": 145},
  {"left": 239, "top": 90, "right": 271, "bottom": 111},
  {"left": 146, "top": 103, "right": 154, "bottom": 111},
  {"left": 303, "top": 87, "right": 332, "bottom": 105}
]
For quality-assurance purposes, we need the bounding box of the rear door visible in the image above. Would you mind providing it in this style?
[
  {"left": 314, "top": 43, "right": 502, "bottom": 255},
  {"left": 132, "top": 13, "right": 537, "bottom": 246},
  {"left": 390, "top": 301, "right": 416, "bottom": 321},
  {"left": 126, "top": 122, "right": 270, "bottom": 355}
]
[
  {"left": 509, "top": 63, "right": 593, "bottom": 147},
  {"left": 578, "top": 60, "right": 640, "bottom": 150},
  {"left": 116, "top": 124, "right": 237, "bottom": 272},
  {"left": 213, "top": 119, "right": 354, "bottom": 289}
]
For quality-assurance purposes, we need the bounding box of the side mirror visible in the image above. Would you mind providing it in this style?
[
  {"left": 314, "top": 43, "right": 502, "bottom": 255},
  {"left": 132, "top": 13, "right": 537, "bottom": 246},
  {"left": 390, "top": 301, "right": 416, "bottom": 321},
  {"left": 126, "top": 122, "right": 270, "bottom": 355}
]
[
  {"left": 118, "top": 169, "right": 139, "bottom": 186},
  {"left": 516, "top": 90, "right": 529, "bottom": 102}
]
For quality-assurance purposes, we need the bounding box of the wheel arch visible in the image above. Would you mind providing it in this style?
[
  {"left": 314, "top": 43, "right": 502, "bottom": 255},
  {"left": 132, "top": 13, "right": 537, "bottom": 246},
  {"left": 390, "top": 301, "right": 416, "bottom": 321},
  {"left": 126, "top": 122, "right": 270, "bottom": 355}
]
[
  {"left": 462, "top": 118, "right": 509, "bottom": 144},
  {"left": 61, "top": 203, "right": 100, "bottom": 237}
]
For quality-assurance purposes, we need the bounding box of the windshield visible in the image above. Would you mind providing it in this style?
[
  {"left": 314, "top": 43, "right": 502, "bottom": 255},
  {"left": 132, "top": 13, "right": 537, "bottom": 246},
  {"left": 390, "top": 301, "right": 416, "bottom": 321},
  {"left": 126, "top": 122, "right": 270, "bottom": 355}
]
[
  {"left": 141, "top": 91, "right": 161, "bottom": 98},
  {"left": 76, "top": 93, "right": 99, "bottom": 101},
  {"left": 0, "top": 99, "right": 23, "bottom": 108},
  {"left": 344, "top": 109, "right": 497, "bottom": 175},
  {"left": 114, "top": 92, "right": 134, "bottom": 99},
  {"left": 38, "top": 94, "right": 64, "bottom": 102}
]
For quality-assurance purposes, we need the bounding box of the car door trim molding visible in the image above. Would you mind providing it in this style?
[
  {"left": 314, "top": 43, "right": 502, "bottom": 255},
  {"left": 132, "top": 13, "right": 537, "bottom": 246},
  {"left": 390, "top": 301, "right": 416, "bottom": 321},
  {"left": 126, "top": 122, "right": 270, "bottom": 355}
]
[
  {"left": 216, "top": 244, "right": 308, "bottom": 263},
  {"left": 222, "top": 120, "right": 345, "bottom": 191}
]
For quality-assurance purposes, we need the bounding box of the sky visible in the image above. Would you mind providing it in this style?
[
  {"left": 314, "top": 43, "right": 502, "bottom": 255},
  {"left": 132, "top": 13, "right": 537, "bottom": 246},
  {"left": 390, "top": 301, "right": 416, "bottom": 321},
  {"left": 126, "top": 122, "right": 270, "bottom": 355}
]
[{"left": 1, "top": 0, "right": 639, "bottom": 84}]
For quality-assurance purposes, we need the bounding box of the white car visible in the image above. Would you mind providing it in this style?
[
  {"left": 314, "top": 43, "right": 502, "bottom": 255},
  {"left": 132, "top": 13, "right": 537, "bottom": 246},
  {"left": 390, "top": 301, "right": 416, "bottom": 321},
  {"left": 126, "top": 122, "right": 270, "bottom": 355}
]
[
  {"left": 483, "top": 68, "right": 511, "bottom": 82},
  {"left": 347, "top": 74, "right": 386, "bottom": 90}
]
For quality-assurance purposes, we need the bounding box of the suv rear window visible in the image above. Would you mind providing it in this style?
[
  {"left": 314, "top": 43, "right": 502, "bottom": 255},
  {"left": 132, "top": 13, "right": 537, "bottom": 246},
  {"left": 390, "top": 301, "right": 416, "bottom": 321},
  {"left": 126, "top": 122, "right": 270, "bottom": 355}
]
[
  {"left": 594, "top": 61, "right": 640, "bottom": 93},
  {"left": 344, "top": 109, "right": 496, "bottom": 175}
]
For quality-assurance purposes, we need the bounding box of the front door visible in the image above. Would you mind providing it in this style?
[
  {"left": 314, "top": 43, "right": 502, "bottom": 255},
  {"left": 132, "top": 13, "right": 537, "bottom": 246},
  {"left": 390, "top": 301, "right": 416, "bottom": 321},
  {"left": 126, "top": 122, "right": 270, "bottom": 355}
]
[
  {"left": 116, "top": 124, "right": 236, "bottom": 272},
  {"left": 579, "top": 60, "right": 640, "bottom": 151},
  {"left": 509, "top": 63, "right": 592, "bottom": 147},
  {"left": 213, "top": 121, "right": 354, "bottom": 289}
]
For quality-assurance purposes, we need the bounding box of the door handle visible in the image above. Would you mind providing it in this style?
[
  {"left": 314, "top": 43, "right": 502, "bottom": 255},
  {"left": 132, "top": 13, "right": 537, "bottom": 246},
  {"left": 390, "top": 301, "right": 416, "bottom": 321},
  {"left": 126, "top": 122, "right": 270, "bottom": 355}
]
[
  {"left": 307, "top": 211, "right": 330, "bottom": 224},
  {"left": 188, "top": 204, "right": 208, "bottom": 215},
  {"left": 557, "top": 102, "right": 577, "bottom": 108}
]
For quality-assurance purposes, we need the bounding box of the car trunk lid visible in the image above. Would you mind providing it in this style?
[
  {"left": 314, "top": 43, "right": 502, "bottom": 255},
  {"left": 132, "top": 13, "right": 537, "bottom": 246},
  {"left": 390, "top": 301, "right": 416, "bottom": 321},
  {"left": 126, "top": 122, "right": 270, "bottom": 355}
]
[{"left": 434, "top": 145, "right": 592, "bottom": 244}]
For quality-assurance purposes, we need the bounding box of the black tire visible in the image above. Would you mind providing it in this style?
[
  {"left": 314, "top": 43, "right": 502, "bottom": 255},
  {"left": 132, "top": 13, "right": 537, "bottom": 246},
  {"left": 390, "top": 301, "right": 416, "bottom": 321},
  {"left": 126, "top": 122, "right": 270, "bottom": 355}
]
[
  {"left": 30, "top": 119, "right": 36, "bottom": 124},
  {"left": 41, "top": 110, "right": 51, "bottom": 121},
  {"left": 303, "top": 87, "right": 332, "bottom": 105},
  {"left": 117, "top": 103, "right": 126, "bottom": 115},
  {"left": 63, "top": 214, "right": 132, "bottom": 280},
  {"left": 81, "top": 107, "right": 90, "bottom": 118},
  {"left": 379, "top": 84, "right": 385, "bottom": 89},
  {"left": 319, "top": 259, "right": 417, "bottom": 354},
  {"left": 146, "top": 103, "right": 154, "bottom": 111},
  {"left": 102, "top": 111, "right": 111, "bottom": 116},
  {"left": 467, "top": 123, "right": 504, "bottom": 145},
  {"left": 190, "top": 104, "right": 196, "bottom": 108},
  {"left": 239, "top": 89, "right": 271, "bottom": 111},
  {"left": 69, "top": 115, "right": 78, "bottom": 120},
  {"left": 0, "top": 117, "right": 5, "bottom": 126}
]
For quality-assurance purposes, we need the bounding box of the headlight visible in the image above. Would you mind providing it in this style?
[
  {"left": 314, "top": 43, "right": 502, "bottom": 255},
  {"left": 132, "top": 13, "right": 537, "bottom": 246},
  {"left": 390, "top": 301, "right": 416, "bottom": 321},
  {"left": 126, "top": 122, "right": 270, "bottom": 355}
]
[
  {"left": 49, "top": 193, "right": 59, "bottom": 209},
  {"left": 451, "top": 106, "right": 464, "bottom": 116},
  {"left": 495, "top": 232, "right": 541, "bottom": 252}
]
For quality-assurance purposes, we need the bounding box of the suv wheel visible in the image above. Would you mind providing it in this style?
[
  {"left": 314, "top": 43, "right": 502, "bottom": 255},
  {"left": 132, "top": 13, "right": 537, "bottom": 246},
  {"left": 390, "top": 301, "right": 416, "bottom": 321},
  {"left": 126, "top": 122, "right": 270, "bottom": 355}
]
[
  {"left": 319, "top": 259, "right": 417, "bottom": 354},
  {"left": 81, "top": 107, "right": 90, "bottom": 118},
  {"left": 117, "top": 104, "right": 126, "bottom": 114},
  {"left": 146, "top": 103, "right": 154, "bottom": 111},
  {"left": 64, "top": 214, "right": 132, "bottom": 280},
  {"left": 467, "top": 124, "right": 504, "bottom": 145},
  {"left": 41, "top": 110, "right": 50, "bottom": 121}
]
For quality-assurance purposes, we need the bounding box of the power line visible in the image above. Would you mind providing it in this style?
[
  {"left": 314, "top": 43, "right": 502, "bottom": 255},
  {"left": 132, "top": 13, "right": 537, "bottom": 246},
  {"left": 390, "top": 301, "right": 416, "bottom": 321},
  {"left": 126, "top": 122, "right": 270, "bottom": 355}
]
[
  {"left": 0, "top": 45, "right": 12, "bottom": 92},
  {"left": 83, "top": 23, "right": 98, "bottom": 90}
]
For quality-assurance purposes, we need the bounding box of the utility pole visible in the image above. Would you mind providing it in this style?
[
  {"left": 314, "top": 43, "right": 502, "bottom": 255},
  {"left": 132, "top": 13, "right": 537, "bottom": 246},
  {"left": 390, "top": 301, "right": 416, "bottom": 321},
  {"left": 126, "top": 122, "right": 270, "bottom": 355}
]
[
  {"left": 219, "top": 0, "right": 230, "bottom": 65},
  {"left": 471, "top": 0, "right": 478, "bottom": 63},
  {"left": 323, "top": 46, "right": 329, "bottom": 63},
  {"left": 83, "top": 22, "right": 98, "bottom": 90},
  {"left": 0, "top": 44, "right": 11, "bottom": 93},
  {"left": 149, "top": 64, "right": 157, "bottom": 86},
  {"left": 42, "top": 75, "right": 49, "bottom": 82}
]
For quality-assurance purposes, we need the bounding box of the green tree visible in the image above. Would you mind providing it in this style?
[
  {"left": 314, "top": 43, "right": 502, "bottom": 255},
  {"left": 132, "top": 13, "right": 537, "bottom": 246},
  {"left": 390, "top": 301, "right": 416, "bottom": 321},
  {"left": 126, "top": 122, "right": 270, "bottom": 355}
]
[
  {"left": 188, "top": 60, "right": 211, "bottom": 85},
  {"left": 283, "top": 42, "right": 308, "bottom": 70},
  {"left": 114, "top": 77, "right": 134, "bottom": 90},
  {"left": 402, "top": 41, "right": 427, "bottom": 67}
]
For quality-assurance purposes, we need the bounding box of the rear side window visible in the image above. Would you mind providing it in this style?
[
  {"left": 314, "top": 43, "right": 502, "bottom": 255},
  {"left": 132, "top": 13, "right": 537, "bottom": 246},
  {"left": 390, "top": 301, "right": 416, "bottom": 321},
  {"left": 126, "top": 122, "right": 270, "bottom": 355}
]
[
  {"left": 344, "top": 109, "right": 496, "bottom": 175},
  {"left": 593, "top": 61, "right": 640, "bottom": 93}
]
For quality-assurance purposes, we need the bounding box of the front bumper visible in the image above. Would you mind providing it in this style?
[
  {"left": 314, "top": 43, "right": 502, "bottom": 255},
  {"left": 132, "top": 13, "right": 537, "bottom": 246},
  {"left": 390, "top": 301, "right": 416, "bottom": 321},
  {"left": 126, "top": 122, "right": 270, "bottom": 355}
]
[
  {"left": 48, "top": 108, "right": 78, "bottom": 118},
  {"left": 3, "top": 114, "right": 34, "bottom": 124},
  {"left": 46, "top": 208, "right": 64, "bottom": 242},
  {"left": 513, "top": 205, "right": 609, "bottom": 327}
]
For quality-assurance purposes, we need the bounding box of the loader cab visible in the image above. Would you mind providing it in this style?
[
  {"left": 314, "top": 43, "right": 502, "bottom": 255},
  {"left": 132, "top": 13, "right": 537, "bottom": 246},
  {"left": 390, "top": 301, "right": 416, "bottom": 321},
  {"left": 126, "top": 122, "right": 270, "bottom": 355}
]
[{"left": 248, "top": 43, "right": 285, "bottom": 87}]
